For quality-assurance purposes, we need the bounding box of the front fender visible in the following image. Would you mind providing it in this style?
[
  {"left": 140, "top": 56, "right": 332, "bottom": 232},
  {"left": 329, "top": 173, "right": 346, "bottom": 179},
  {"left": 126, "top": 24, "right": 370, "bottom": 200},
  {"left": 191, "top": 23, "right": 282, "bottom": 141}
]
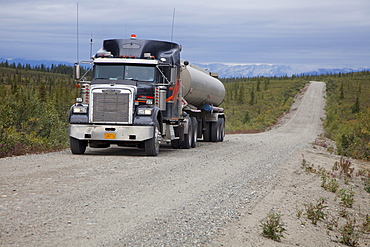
[
  {"left": 68, "top": 105, "right": 89, "bottom": 124},
  {"left": 133, "top": 106, "right": 161, "bottom": 127}
]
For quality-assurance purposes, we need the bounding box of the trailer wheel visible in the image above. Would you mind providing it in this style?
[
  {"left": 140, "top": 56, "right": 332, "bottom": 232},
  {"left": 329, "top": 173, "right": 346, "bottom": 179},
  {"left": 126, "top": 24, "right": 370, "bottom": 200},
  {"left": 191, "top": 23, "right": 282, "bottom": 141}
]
[
  {"left": 70, "top": 137, "right": 87, "bottom": 154},
  {"left": 211, "top": 118, "right": 224, "bottom": 142},
  {"left": 145, "top": 119, "right": 161, "bottom": 156},
  {"left": 180, "top": 117, "right": 192, "bottom": 149},
  {"left": 191, "top": 117, "right": 198, "bottom": 148},
  {"left": 219, "top": 118, "right": 225, "bottom": 142}
]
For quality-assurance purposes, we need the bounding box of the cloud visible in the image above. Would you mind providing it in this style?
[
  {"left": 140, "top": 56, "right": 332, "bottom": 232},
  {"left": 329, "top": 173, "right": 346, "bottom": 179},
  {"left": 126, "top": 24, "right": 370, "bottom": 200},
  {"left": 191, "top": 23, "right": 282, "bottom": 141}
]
[{"left": 0, "top": 0, "right": 369, "bottom": 67}]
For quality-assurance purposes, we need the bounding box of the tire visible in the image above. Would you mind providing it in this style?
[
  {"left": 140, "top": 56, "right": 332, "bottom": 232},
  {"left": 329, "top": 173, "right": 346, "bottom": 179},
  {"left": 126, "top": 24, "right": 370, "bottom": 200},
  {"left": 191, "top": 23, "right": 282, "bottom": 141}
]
[
  {"left": 211, "top": 118, "right": 224, "bottom": 142},
  {"left": 219, "top": 118, "right": 225, "bottom": 142},
  {"left": 70, "top": 137, "right": 87, "bottom": 154},
  {"left": 180, "top": 117, "right": 192, "bottom": 149},
  {"left": 145, "top": 119, "right": 161, "bottom": 156},
  {"left": 191, "top": 117, "right": 198, "bottom": 148}
]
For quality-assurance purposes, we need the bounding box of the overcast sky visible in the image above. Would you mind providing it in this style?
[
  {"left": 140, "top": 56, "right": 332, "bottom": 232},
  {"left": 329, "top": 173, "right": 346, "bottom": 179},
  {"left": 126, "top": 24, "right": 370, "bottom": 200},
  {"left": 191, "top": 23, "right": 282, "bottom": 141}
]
[{"left": 0, "top": 0, "right": 369, "bottom": 68}]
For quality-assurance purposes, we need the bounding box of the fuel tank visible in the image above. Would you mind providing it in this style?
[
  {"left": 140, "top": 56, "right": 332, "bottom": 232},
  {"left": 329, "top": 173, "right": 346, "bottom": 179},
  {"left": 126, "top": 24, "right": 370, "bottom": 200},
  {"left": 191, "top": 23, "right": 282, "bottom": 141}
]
[{"left": 180, "top": 61, "right": 225, "bottom": 108}]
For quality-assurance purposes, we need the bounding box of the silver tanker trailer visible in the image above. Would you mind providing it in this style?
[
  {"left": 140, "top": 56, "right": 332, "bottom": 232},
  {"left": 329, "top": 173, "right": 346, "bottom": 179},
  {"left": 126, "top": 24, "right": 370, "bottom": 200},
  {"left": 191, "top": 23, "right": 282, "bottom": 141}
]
[{"left": 68, "top": 35, "right": 225, "bottom": 156}]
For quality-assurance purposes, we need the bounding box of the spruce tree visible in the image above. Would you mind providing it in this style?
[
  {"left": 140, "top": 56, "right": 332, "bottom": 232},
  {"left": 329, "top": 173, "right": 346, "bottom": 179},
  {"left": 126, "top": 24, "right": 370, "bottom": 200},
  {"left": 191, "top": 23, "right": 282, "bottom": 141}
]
[
  {"left": 339, "top": 81, "right": 344, "bottom": 100},
  {"left": 250, "top": 86, "right": 255, "bottom": 105}
]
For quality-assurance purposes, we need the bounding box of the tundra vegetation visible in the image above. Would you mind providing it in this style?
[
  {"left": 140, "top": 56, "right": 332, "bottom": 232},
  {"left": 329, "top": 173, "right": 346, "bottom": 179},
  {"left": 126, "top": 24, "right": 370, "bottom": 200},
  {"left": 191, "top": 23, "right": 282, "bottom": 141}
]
[
  {"left": 221, "top": 76, "right": 306, "bottom": 132},
  {"left": 0, "top": 62, "right": 81, "bottom": 157},
  {"left": 322, "top": 72, "right": 370, "bottom": 160},
  {"left": 221, "top": 70, "right": 370, "bottom": 161},
  {"left": 0, "top": 61, "right": 369, "bottom": 161},
  {"left": 298, "top": 157, "right": 370, "bottom": 246}
]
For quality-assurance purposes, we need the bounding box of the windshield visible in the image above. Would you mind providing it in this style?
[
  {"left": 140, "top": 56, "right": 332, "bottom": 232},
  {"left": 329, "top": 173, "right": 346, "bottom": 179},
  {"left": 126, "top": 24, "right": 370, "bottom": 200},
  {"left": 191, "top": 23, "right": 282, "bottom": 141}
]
[{"left": 94, "top": 64, "right": 155, "bottom": 82}]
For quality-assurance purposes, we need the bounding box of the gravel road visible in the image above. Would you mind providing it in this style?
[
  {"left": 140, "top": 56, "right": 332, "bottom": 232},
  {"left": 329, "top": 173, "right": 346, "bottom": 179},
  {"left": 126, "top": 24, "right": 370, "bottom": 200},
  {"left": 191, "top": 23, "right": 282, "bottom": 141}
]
[{"left": 0, "top": 81, "right": 326, "bottom": 246}]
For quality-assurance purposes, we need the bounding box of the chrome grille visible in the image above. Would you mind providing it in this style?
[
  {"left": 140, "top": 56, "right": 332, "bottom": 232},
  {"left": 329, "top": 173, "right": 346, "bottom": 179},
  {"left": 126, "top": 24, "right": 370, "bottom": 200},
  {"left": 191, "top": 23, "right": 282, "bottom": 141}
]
[{"left": 92, "top": 92, "right": 130, "bottom": 123}]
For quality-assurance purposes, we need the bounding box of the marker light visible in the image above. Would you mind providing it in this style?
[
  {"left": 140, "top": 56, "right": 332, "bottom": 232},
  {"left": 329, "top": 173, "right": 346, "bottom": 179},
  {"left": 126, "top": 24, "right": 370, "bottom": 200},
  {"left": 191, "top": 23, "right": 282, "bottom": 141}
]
[{"left": 131, "top": 34, "right": 137, "bottom": 39}]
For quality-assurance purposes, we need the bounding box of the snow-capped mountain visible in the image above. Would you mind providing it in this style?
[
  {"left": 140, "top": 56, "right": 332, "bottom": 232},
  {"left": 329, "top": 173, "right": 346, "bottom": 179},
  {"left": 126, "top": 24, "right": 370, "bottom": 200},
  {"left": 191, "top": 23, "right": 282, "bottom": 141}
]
[
  {"left": 0, "top": 57, "right": 73, "bottom": 67},
  {"left": 194, "top": 63, "right": 292, "bottom": 78},
  {"left": 195, "top": 63, "right": 369, "bottom": 78}
]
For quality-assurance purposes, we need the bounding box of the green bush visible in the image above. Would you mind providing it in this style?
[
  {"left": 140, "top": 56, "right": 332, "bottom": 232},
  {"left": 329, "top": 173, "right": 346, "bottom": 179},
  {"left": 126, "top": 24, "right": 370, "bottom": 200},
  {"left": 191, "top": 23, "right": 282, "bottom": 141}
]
[
  {"left": 323, "top": 71, "right": 370, "bottom": 160},
  {"left": 0, "top": 64, "right": 76, "bottom": 158}
]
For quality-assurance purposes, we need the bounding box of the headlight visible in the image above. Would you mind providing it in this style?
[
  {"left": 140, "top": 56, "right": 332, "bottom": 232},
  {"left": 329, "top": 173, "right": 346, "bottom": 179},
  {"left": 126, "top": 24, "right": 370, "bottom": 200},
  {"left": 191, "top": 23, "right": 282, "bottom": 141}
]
[
  {"left": 137, "top": 108, "right": 152, "bottom": 115},
  {"left": 73, "top": 106, "right": 88, "bottom": 114}
]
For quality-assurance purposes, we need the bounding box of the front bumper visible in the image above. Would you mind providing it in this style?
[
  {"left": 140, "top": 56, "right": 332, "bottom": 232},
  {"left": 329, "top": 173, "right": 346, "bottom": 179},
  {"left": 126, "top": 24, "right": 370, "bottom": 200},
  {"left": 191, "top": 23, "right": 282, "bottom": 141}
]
[{"left": 69, "top": 124, "right": 153, "bottom": 141}]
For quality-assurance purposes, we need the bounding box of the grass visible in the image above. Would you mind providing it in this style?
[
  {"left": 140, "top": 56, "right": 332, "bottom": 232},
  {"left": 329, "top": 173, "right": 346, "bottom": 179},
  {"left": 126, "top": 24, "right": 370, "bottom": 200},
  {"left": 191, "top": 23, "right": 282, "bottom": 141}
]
[
  {"left": 364, "top": 178, "right": 370, "bottom": 193},
  {"left": 338, "top": 219, "right": 360, "bottom": 247},
  {"left": 303, "top": 197, "right": 328, "bottom": 225},
  {"left": 336, "top": 188, "right": 355, "bottom": 208},
  {"left": 321, "top": 173, "right": 339, "bottom": 193},
  {"left": 259, "top": 212, "right": 286, "bottom": 242},
  {"left": 297, "top": 156, "right": 370, "bottom": 246}
]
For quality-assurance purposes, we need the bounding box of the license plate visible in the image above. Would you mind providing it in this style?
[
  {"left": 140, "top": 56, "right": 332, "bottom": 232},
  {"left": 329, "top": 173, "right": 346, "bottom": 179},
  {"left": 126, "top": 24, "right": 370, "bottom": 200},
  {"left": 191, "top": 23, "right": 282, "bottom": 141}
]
[{"left": 104, "top": 133, "right": 116, "bottom": 139}]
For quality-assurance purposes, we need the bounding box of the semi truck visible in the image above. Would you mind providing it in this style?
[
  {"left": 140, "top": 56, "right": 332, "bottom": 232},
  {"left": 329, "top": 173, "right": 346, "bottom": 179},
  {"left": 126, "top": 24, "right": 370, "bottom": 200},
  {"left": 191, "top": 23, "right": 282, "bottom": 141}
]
[{"left": 68, "top": 35, "right": 225, "bottom": 156}]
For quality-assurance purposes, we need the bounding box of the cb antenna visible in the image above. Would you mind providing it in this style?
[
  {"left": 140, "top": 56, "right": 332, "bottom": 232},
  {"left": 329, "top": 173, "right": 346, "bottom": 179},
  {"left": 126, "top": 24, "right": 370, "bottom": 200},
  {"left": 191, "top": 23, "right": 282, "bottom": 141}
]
[
  {"left": 171, "top": 8, "right": 175, "bottom": 42},
  {"left": 90, "top": 33, "right": 93, "bottom": 61},
  {"left": 76, "top": 3, "right": 79, "bottom": 63}
]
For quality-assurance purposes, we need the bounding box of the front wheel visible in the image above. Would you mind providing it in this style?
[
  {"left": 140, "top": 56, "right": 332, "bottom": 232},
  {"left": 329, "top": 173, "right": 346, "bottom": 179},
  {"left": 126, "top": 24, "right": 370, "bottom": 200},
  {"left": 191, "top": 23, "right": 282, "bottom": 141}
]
[
  {"left": 70, "top": 137, "right": 87, "bottom": 154},
  {"left": 180, "top": 117, "right": 192, "bottom": 149},
  {"left": 191, "top": 117, "right": 198, "bottom": 148},
  {"left": 145, "top": 120, "right": 161, "bottom": 156}
]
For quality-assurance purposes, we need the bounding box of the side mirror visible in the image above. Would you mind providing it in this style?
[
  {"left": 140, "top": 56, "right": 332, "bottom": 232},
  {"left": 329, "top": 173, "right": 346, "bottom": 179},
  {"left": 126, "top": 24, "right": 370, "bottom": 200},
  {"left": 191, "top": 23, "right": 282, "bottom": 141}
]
[{"left": 74, "top": 63, "right": 81, "bottom": 80}]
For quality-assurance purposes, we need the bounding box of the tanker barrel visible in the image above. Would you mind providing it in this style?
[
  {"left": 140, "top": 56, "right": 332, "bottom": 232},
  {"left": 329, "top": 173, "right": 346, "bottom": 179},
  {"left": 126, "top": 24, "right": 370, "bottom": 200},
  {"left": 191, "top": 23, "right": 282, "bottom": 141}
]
[{"left": 181, "top": 61, "right": 225, "bottom": 109}]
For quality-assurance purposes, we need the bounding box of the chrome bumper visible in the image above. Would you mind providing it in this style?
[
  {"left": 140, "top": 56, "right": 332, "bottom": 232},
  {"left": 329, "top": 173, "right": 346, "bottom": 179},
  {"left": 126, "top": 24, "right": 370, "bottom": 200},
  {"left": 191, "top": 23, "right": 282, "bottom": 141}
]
[{"left": 68, "top": 124, "right": 153, "bottom": 141}]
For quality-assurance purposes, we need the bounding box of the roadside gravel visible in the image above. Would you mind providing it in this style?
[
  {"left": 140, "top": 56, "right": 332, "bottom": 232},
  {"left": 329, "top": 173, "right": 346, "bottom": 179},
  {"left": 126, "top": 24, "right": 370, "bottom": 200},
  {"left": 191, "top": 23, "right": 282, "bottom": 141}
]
[{"left": 1, "top": 81, "right": 326, "bottom": 246}]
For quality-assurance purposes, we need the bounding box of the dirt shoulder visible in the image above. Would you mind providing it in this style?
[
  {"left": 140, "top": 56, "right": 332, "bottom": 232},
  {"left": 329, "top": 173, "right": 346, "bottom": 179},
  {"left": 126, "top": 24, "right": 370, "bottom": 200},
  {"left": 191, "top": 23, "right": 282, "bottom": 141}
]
[
  {"left": 210, "top": 143, "right": 370, "bottom": 246},
  {"left": 210, "top": 83, "right": 370, "bottom": 246}
]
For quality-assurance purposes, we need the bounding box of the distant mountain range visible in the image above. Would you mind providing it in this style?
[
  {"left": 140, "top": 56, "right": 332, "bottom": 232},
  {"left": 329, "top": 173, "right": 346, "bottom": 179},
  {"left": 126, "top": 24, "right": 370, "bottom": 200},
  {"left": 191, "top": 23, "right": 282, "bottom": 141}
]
[
  {"left": 0, "top": 58, "right": 74, "bottom": 68},
  {"left": 195, "top": 63, "right": 369, "bottom": 78},
  {"left": 1, "top": 57, "right": 368, "bottom": 78}
]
